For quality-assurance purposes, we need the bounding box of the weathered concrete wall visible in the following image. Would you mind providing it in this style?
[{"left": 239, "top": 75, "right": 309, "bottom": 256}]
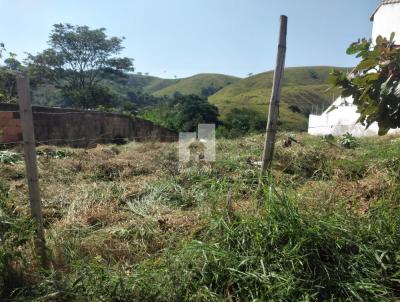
[{"left": 0, "top": 103, "right": 178, "bottom": 146}]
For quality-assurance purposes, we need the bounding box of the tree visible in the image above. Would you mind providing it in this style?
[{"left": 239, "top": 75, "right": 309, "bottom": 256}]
[
  {"left": 0, "top": 43, "right": 5, "bottom": 58},
  {"left": 171, "top": 94, "right": 219, "bottom": 131},
  {"left": 222, "top": 108, "right": 266, "bottom": 137},
  {"left": 0, "top": 44, "right": 23, "bottom": 103},
  {"left": 200, "top": 85, "right": 222, "bottom": 98},
  {"left": 330, "top": 33, "right": 400, "bottom": 135},
  {"left": 141, "top": 94, "right": 219, "bottom": 132},
  {"left": 288, "top": 104, "right": 302, "bottom": 114},
  {"left": 26, "top": 23, "right": 134, "bottom": 109}
]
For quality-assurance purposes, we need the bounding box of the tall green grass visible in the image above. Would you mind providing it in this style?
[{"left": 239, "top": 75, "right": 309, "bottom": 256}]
[{"left": 16, "top": 183, "right": 400, "bottom": 301}]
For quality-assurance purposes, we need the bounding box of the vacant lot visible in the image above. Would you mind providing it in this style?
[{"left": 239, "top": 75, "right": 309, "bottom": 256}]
[{"left": 1, "top": 133, "right": 400, "bottom": 301}]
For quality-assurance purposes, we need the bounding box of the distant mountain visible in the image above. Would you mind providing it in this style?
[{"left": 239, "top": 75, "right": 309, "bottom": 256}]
[
  {"left": 209, "top": 66, "right": 350, "bottom": 131},
  {"left": 126, "top": 74, "right": 179, "bottom": 94},
  {"left": 151, "top": 73, "right": 241, "bottom": 97}
]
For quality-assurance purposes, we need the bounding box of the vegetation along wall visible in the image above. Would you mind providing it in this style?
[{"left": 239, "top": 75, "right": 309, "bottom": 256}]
[{"left": 0, "top": 103, "right": 178, "bottom": 147}]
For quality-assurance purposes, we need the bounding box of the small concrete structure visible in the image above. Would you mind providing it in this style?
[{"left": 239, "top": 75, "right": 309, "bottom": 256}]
[{"left": 308, "top": 0, "right": 400, "bottom": 137}]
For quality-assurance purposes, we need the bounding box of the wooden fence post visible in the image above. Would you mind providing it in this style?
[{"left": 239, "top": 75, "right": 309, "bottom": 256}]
[
  {"left": 16, "top": 75, "right": 49, "bottom": 269},
  {"left": 261, "top": 15, "right": 288, "bottom": 174}
]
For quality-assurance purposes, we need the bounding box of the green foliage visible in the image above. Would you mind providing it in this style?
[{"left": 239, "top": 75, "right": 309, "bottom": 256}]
[
  {"left": 36, "top": 148, "right": 72, "bottom": 159},
  {"left": 0, "top": 43, "right": 4, "bottom": 58},
  {"left": 141, "top": 94, "right": 220, "bottom": 132},
  {"left": 64, "top": 84, "right": 117, "bottom": 109},
  {"left": 219, "top": 108, "right": 266, "bottom": 138},
  {"left": 338, "top": 132, "right": 359, "bottom": 149},
  {"left": 0, "top": 44, "right": 24, "bottom": 103},
  {"left": 152, "top": 73, "right": 239, "bottom": 97},
  {"left": 26, "top": 23, "right": 134, "bottom": 109},
  {"left": 330, "top": 34, "right": 400, "bottom": 135},
  {"left": 0, "top": 151, "right": 22, "bottom": 165}
]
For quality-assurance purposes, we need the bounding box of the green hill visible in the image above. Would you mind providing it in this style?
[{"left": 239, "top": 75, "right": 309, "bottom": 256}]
[
  {"left": 102, "top": 74, "right": 179, "bottom": 96},
  {"left": 152, "top": 73, "right": 241, "bottom": 97},
  {"left": 209, "top": 66, "right": 350, "bottom": 131},
  {"left": 125, "top": 74, "right": 179, "bottom": 94},
  {"left": 88, "top": 73, "right": 239, "bottom": 100}
]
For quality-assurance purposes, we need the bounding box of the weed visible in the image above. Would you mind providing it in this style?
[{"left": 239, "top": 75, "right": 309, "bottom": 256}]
[
  {"left": 37, "top": 148, "right": 72, "bottom": 159},
  {"left": 339, "top": 132, "right": 359, "bottom": 149},
  {"left": 0, "top": 151, "right": 22, "bottom": 165}
]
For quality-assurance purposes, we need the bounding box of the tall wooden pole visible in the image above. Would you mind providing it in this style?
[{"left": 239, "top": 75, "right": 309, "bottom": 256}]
[
  {"left": 261, "top": 15, "right": 288, "bottom": 173},
  {"left": 16, "top": 75, "right": 49, "bottom": 269}
]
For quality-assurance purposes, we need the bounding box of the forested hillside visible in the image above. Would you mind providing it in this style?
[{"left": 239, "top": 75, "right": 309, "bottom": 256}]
[{"left": 209, "top": 66, "right": 349, "bottom": 131}]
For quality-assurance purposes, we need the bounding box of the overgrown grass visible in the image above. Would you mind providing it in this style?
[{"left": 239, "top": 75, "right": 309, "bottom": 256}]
[{"left": 0, "top": 133, "right": 399, "bottom": 301}]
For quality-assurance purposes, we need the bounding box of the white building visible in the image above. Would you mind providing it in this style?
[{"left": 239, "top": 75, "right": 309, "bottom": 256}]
[
  {"left": 308, "top": 0, "right": 400, "bottom": 137},
  {"left": 371, "top": 0, "right": 400, "bottom": 42}
]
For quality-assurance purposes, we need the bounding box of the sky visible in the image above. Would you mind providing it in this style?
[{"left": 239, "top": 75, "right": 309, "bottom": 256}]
[{"left": 0, "top": 0, "right": 379, "bottom": 79}]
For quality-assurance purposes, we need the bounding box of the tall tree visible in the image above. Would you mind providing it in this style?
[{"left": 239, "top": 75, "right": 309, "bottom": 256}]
[
  {"left": 26, "top": 23, "right": 134, "bottom": 109},
  {"left": 330, "top": 34, "right": 400, "bottom": 135},
  {"left": 141, "top": 94, "right": 219, "bottom": 132},
  {"left": 0, "top": 44, "right": 23, "bottom": 103}
]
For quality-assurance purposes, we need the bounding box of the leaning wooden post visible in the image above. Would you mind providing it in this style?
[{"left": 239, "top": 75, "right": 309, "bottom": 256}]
[
  {"left": 16, "top": 75, "right": 49, "bottom": 269},
  {"left": 261, "top": 15, "right": 288, "bottom": 174}
]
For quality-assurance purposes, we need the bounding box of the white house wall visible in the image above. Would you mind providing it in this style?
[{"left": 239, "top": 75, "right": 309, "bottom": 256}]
[
  {"left": 308, "top": 97, "right": 400, "bottom": 137},
  {"left": 372, "top": 4, "right": 400, "bottom": 42},
  {"left": 308, "top": 97, "right": 378, "bottom": 137}
]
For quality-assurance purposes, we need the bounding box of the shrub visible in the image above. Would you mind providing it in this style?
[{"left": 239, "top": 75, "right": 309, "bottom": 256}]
[
  {"left": 0, "top": 151, "right": 22, "bottom": 165},
  {"left": 221, "top": 108, "right": 266, "bottom": 138},
  {"left": 37, "top": 148, "right": 72, "bottom": 159},
  {"left": 338, "top": 132, "right": 359, "bottom": 149}
]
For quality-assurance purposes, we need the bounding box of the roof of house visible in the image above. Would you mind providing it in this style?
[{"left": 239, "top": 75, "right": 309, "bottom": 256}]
[{"left": 371, "top": 0, "right": 400, "bottom": 21}]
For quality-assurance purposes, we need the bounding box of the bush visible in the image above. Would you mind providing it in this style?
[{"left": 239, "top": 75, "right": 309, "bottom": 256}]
[
  {"left": 339, "top": 132, "right": 359, "bottom": 149},
  {"left": 221, "top": 108, "right": 266, "bottom": 138},
  {"left": 0, "top": 151, "right": 22, "bottom": 165},
  {"left": 141, "top": 94, "right": 220, "bottom": 132}
]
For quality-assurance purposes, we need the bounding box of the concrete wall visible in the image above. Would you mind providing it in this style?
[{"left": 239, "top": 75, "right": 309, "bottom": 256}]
[{"left": 0, "top": 103, "right": 178, "bottom": 147}]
